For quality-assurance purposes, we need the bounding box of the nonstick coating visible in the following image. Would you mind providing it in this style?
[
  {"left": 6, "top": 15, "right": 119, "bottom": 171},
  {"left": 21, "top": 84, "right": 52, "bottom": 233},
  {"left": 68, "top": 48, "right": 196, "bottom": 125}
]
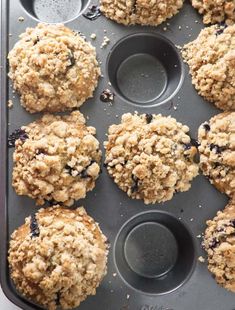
[{"left": 0, "top": 0, "right": 234, "bottom": 310}]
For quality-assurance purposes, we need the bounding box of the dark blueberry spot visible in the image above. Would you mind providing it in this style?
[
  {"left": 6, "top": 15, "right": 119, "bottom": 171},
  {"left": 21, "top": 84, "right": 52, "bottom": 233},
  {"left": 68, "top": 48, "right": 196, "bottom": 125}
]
[
  {"left": 124, "top": 159, "right": 128, "bottom": 165},
  {"left": 209, "top": 238, "right": 219, "bottom": 249},
  {"left": 212, "top": 162, "right": 221, "bottom": 169},
  {"left": 80, "top": 169, "right": 89, "bottom": 179},
  {"left": 65, "top": 164, "right": 74, "bottom": 176},
  {"left": 55, "top": 291, "right": 61, "bottom": 306},
  {"left": 132, "top": 0, "right": 137, "bottom": 13},
  {"left": 145, "top": 114, "right": 153, "bottom": 124},
  {"left": 203, "top": 123, "right": 210, "bottom": 132},
  {"left": 103, "top": 162, "right": 108, "bottom": 168},
  {"left": 8, "top": 129, "right": 28, "bottom": 148},
  {"left": 36, "top": 148, "right": 46, "bottom": 155},
  {"left": 190, "top": 138, "right": 200, "bottom": 148},
  {"left": 67, "top": 50, "right": 75, "bottom": 68},
  {"left": 230, "top": 219, "right": 235, "bottom": 227},
  {"left": 33, "top": 36, "right": 40, "bottom": 45},
  {"left": 100, "top": 89, "right": 115, "bottom": 103},
  {"left": 106, "top": 238, "right": 111, "bottom": 246},
  {"left": 184, "top": 144, "right": 192, "bottom": 150},
  {"left": 48, "top": 199, "right": 58, "bottom": 206},
  {"left": 80, "top": 160, "right": 96, "bottom": 179},
  {"left": 215, "top": 23, "right": 227, "bottom": 36},
  {"left": 131, "top": 174, "right": 139, "bottom": 193},
  {"left": 210, "top": 144, "right": 226, "bottom": 154},
  {"left": 83, "top": 5, "right": 101, "bottom": 21},
  {"left": 30, "top": 214, "right": 40, "bottom": 238},
  {"left": 183, "top": 138, "right": 199, "bottom": 151}
]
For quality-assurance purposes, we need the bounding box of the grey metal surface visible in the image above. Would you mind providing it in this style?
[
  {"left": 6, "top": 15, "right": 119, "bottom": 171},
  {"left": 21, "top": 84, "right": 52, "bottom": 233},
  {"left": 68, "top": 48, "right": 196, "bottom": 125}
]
[{"left": 1, "top": 0, "right": 234, "bottom": 309}]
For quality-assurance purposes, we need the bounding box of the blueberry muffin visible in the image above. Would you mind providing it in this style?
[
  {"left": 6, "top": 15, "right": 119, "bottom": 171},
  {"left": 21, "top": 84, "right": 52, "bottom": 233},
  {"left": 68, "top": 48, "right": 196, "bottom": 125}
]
[
  {"left": 198, "top": 112, "right": 235, "bottom": 197},
  {"left": 192, "top": 0, "right": 235, "bottom": 25},
  {"left": 203, "top": 198, "right": 235, "bottom": 293},
  {"left": 104, "top": 113, "right": 199, "bottom": 204},
  {"left": 8, "top": 206, "right": 108, "bottom": 310},
  {"left": 100, "top": 0, "right": 184, "bottom": 26},
  {"left": 12, "top": 111, "right": 101, "bottom": 206},
  {"left": 182, "top": 24, "right": 235, "bottom": 111},
  {"left": 8, "top": 23, "right": 100, "bottom": 113}
]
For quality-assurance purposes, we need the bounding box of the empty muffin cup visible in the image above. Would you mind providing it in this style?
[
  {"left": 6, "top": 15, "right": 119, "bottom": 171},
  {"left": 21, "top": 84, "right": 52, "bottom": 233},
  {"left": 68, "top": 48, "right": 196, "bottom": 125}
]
[
  {"left": 107, "top": 33, "right": 184, "bottom": 107},
  {"left": 114, "top": 211, "right": 196, "bottom": 294},
  {"left": 20, "top": 0, "right": 90, "bottom": 23}
]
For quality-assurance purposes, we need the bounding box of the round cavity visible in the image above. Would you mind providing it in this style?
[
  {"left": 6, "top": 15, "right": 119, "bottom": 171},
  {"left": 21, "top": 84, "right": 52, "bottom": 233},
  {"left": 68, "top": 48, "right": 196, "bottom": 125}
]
[
  {"left": 107, "top": 33, "right": 184, "bottom": 107},
  {"left": 114, "top": 211, "right": 196, "bottom": 294},
  {"left": 117, "top": 54, "right": 168, "bottom": 104},
  {"left": 124, "top": 222, "right": 178, "bottom": 278},
  {"left": 20, "top": 0, "right": 90, "bottom": 23}
]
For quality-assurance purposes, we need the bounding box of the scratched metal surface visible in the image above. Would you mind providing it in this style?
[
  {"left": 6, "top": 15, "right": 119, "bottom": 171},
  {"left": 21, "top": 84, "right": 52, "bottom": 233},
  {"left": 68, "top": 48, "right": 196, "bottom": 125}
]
[{"left": 0, "top": 0, "right": 234, "bottom": 310}]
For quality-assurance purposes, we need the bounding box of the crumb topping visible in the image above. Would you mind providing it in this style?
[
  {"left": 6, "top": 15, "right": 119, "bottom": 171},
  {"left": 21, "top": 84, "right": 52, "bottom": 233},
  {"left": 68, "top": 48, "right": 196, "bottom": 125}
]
[
  {"left": 8, "top": 23, "right": 100, "bottom": 113},
  {"left": 203, "top": 198, "right": 235, "bottom": 293},
  {"left": 12, "top": 111, "right": 101, "bottom": 206},
  {"left": 198, "top": 112, "right": 235, "bottom": 197},
  {"left": 104, "top": 113, "right": 199, "bottom": 204},
  {"left": 100, "top": 0, "right": 184, "bottom": 26},
  {"left": 8, "top": 206, "right": 108, "bottom": 310},
  {"left": 182, "top": 25, "right": 235, "bottom": 111}
]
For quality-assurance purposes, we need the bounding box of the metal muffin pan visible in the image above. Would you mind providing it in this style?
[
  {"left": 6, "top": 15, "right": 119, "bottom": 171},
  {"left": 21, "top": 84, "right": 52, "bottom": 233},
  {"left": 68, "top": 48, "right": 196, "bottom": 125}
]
[{"left": 0, "top": 0, "right": 234, "bottom": 309}]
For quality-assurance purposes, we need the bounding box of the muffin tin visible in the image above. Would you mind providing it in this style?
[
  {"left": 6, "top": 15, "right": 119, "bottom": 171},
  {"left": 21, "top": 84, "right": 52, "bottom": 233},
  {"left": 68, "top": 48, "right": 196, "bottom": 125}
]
[{"left": 0, "top": 0, "right": 234, "bottom": 309}]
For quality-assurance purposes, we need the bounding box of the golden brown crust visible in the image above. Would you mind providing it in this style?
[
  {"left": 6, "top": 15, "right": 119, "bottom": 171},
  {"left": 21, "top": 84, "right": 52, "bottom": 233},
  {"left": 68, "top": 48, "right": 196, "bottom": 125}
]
[
  {"left": 12, "top": 111, "right": 101, "bottom": 206},
  {"left": 198, "top": 112, "right": 235, "bottom": 197},
  {"left": 192, "top": 0, "right": 235, "bottom": 25},
  {"left": 104, "top": 113, "right": 199, "bottom": 204},
  {"left": 8, "top": 206, "right": 108, "bottom": 310},
  {"left": 182, "top": 25, "right": 235, "bottom": 111},
  {"left": 8, "top": 23, "right": 100, "bottom": 113},
  {"left": 100, "top": 0, "right": 184, "bottom": 26},
  {"left": 203, "top": 198, "right": 235, "bottom": 293}
]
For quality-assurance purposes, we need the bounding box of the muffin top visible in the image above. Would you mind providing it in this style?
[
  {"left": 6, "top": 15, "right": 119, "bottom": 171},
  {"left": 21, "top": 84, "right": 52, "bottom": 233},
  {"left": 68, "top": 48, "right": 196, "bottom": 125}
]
[
  {"left": 8, "top": 206, "right": 108, "bottom": 310},
  {"left": 198, "top": 112, "right": 235, "bottom": 197},
  {"left": 12, "top": 111, "right": 101, "bottom": 206},
  {"left": 8, "top": 23, "right": 100, "bottom": 113},
  {"left": 192, "top": 0, "right": 235, "bottom": 25},
  {"left": 100, "top": 0, "right": 184, "bottom": 26},
  {"left": 104, "top": 113, "right": 199, "bottom": 204},
  {"left": 203, "top": 198, "right": 235, "bottom": 293},
  {"left": 182, "top": 24, "right": 235, "bottom": 111}
]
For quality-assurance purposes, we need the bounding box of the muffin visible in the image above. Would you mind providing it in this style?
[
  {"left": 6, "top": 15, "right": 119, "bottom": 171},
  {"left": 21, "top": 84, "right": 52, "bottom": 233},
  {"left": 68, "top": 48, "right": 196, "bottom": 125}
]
[
  {"left": 203, "top": 198, "right": 235, "bottom": 293},
  {"left": 192, "top": 0, "right": 235, "bottom": 25},
  {"left": 12, "top": 111, "right": 101, "bottom": 206},
  {"left": 8, "top": 206, "right": 108, "bottom": 310},
  {"left": 182, "top": 24, "right": 235, "bottom": 111},
  {"left": 100, "top": 0, "right": 184, "bottom": 26},
  {"left": 104, "top": 113, "right": 199, "bottom": 204},
  {"left": 8, "top": 23, "right": 100, "bottom": 113},
  {"left": 198, "top": 112, "right": 235, "bottom": 197}
]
